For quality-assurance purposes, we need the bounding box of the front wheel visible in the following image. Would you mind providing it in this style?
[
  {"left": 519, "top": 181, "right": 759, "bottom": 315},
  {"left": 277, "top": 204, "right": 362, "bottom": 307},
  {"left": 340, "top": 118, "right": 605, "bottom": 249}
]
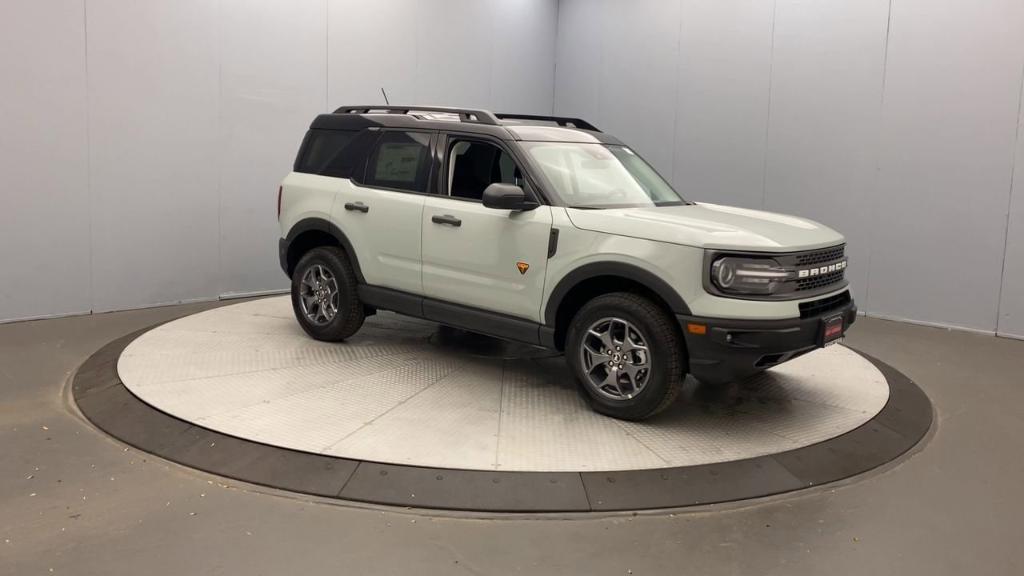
[{"left": 565, "top": 293, "right": 686, "bottom": 420}]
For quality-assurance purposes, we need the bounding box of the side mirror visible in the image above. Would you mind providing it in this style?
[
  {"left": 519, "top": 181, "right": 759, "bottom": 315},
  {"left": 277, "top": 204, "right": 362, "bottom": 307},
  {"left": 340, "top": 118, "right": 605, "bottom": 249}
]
[{"left": 482, "top": 183, "right": 537, "bottom": 211}]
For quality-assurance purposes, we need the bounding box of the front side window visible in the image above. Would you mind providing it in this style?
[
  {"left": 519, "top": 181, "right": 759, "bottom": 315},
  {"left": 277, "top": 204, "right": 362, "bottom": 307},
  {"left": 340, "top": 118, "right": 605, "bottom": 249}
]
[
  {"left": 447, "top": 139, "right": 526, "bottom": 201},
  {"left": 521, "top": 142, "right": 686, "bottom": 209},
  {"left": 364, "top": 131, "right": 432, "bottom": 192}
]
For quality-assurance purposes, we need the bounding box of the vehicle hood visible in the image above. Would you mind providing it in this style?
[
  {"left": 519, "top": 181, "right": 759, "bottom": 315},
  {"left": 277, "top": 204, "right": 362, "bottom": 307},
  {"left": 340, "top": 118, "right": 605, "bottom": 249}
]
[{"left": 565, "top": 203, "right": 844, "bottom": 252}]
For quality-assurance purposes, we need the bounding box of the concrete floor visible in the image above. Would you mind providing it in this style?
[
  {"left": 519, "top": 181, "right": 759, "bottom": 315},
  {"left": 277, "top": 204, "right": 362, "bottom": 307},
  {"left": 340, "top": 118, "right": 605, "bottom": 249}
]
[{"left": 1, "top": 300, "right": 1022, "bottom": 575}]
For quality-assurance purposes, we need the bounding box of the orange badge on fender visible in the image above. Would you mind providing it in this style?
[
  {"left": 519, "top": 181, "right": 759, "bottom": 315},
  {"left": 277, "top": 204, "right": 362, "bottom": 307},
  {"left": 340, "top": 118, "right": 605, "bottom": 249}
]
[{"left": 516, "top": 261, "right": 530, "bottom": 275}]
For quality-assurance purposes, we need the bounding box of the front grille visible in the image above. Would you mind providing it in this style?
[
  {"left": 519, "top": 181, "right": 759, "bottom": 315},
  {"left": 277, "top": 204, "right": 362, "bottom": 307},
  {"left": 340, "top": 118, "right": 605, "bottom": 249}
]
[
  {"left": 796, "top": 269, "right": 845, "bottom": 291},
  {"left": 799, "top": 290, "right": 851, "bottom": 319},
  {"left": 706, "top": 243, "right": 849, "bottom": 300},
  {"left": 795, "top": 245, "right": 845, "bottom": 266}
]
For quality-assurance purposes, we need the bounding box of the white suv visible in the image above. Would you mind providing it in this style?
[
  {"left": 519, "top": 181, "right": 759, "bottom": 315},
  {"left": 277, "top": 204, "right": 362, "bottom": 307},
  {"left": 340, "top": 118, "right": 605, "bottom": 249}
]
[{"left": 278, "top": 106, "right": 856, "bottom": 420}]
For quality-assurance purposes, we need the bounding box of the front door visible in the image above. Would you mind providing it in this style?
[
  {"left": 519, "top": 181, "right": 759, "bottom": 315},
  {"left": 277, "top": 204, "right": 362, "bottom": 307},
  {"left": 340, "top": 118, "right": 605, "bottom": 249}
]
[{"left": 421, "top": 135, "right": 552, "bottom": 322}]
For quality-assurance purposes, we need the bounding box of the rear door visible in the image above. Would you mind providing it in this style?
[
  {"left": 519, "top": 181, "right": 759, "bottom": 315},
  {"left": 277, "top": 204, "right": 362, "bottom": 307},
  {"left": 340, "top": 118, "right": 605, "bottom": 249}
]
[
  {"left": 420, "top": 133, "right": 552, "bottom": 322},
  {"left": 331, "top": 129, "right": 434, "bottom": 295}
]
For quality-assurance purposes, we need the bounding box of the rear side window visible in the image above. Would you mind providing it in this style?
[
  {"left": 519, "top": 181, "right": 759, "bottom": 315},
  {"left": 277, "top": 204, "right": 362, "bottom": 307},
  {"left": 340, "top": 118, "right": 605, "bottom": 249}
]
[
  {"left": 364, "top": 131, "right": 432, "bottom": 193},
  {"left": 295, "top": 129, "right": 356, "bottom": 174}
]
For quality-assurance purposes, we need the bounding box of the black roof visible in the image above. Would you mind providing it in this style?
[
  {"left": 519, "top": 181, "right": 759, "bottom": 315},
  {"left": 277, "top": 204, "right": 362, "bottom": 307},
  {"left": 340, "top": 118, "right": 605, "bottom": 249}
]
[{"left": 309, "top": 105, "right": 623, "bottom": 144}]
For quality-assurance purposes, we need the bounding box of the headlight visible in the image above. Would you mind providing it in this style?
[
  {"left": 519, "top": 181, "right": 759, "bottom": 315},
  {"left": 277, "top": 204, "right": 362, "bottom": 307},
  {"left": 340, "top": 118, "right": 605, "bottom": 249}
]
[{"left": 710, "top": 256, "right": 791, "bottom": 295}]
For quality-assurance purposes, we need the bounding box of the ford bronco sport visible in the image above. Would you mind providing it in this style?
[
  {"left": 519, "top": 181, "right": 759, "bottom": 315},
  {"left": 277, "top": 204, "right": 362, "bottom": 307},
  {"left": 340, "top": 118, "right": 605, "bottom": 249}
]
[{"left": 277, "top": 106, "right": 856, "bottom": 420}]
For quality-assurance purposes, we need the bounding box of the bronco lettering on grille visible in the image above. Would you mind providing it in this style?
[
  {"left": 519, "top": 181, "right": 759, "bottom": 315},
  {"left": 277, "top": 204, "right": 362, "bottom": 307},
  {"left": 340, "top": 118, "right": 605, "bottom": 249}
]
[{"left": 797, "top": 259, "right": 847, "bottom": 278}]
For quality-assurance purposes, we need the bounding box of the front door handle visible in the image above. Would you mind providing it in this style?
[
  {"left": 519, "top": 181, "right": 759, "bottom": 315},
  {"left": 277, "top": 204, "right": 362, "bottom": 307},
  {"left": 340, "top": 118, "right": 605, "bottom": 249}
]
[
  {"left": 431, "top": 214, "right": 462, "bottom": 227},
  {"left": 344, "top": 202, "right": 369, "bottom": 213}
]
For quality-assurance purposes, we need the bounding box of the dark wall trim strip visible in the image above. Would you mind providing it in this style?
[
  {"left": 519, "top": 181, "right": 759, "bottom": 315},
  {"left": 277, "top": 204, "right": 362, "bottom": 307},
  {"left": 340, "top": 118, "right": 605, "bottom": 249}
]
[{"left": 72, "top": 325, "right": 932, "bottom": 513}]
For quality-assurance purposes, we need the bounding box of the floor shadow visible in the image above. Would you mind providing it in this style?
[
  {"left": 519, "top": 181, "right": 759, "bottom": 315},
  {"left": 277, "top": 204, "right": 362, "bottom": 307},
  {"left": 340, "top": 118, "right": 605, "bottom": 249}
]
[{"left": 428, "top": 324, "right": 561, "bottom": 361}]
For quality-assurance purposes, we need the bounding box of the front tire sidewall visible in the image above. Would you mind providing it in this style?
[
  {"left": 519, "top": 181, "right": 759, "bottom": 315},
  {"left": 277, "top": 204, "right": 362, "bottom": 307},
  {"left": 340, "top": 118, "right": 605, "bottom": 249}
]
[{"left": 567, "top": 296, "right": 683, "bottom": 420}]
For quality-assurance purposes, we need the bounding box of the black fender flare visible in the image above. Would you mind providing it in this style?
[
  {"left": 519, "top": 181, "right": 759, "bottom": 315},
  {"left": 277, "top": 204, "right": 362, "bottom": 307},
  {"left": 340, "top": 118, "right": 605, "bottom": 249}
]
[
  {"left": 283, "top": 217, "right": 364, "bottom": 283},
  {"left": 543, "top": 261, "right": 692, "bottom": 327}
]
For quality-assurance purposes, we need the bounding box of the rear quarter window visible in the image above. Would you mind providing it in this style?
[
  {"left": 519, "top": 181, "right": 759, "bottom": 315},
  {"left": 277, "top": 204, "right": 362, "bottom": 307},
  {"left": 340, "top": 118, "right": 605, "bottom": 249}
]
[{"left": 294, "top": 129, "right": 357, "bottom": 175}]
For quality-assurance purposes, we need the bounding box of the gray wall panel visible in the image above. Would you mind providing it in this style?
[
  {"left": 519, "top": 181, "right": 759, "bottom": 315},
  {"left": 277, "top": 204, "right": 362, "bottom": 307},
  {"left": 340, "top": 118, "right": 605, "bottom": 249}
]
[
  {"left": 554, "top": 0, "right": 681, "bottom": 175},
  {"left": 0, "top": 0, "right": 91, "bottom": 321},
  {"left": 763, "top": 0, "right": 890, "bottom": 305},
  {"left": 86, "top": 0, "right": 222, "bottom": 313},
  {"left": 553, "top": 0, "right": 603, "bottom": 125},
  {"left": 554, "top": 0, "right": 1024, "bottom": 333},
  {"left": 218, "top": 0, "right": 327, "bottom": 297},
  {"left": 997, "top": 75, "right": 1024, "bottom": 338},
  {"left": 326, "top": 0, "right": 419, "bottom": 106},
  {"left": 868, "top": 0, "right": 1024, "bottom": 331},
  {"left": 2, "top": 0, "right": 557, "bottom": 322},
  {"left": 6, "top": 0, "right": 1023, "bottom": 333},
  {"left": 673, "top": 0, "right": 774, "bottom": 208},
  {"left": 327, "top": 0, "right": 556, "bottom": 114},
  {"left": 556, "top": 0, "right": 774, "bottom": 206},
  {"left": 491, "top": 0, "right": 558, "bottom": 115},
  {"left": 600, "top": 0, "right": 680, "bottom": 174},
  {"left": 414, "top": 0, "right": 494, "bottom": 107}
]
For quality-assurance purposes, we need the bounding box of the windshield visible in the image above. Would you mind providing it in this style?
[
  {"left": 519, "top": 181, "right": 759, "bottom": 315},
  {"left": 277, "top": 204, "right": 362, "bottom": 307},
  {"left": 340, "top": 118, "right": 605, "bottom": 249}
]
[{"left": 521, "top": 142, "right": 687, "bottom": 208}]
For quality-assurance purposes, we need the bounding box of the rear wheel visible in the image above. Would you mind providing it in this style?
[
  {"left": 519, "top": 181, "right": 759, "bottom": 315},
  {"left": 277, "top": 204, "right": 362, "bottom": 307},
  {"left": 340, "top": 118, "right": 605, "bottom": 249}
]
[
  {"left": 291, "top": 247, "right": 364, "bottom": 341},
  {"left": 566, "top": 292, "right": 686, "bottom": 420}
]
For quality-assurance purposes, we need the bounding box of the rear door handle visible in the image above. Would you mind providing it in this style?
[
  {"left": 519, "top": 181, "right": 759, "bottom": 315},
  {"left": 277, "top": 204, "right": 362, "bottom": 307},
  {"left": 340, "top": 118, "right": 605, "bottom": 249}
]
[
  {"left": 431, "top": 214, "right": 462, "bottom": 227},
  {"left": 344, "top": 202, "right": 369, "bottom": 213}
]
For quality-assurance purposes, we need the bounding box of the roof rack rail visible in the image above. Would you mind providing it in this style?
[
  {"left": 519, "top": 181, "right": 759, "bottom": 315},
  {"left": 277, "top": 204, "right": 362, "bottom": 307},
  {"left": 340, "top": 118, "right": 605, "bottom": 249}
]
[
  {"left": 494, "top": 113, "right": 600, "bottom": 132},
  {"left": 333, "top": 105, "right": 500, "bottom": 126}
]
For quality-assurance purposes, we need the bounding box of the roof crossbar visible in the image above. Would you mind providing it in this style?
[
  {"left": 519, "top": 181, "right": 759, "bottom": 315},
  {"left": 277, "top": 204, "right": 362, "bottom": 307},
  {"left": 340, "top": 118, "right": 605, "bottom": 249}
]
[
  {"left": 333, "top": 105, "right": 500, "bottom": 126},
  {"left": 495, "top": 113, "right": 600, "bottom": 132}
]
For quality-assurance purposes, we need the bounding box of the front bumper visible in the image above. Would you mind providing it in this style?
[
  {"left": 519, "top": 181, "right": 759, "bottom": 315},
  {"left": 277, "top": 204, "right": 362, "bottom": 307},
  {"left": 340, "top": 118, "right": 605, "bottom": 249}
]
[{"left": 677, "top": 297, "right": 857, "bottom": 385}]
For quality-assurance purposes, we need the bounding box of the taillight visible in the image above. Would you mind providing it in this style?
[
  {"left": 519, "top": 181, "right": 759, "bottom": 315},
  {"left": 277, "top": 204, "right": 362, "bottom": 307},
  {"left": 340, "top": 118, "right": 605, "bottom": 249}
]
[{"left": 277, "top": 185, "right": 282, "bottom": 219}]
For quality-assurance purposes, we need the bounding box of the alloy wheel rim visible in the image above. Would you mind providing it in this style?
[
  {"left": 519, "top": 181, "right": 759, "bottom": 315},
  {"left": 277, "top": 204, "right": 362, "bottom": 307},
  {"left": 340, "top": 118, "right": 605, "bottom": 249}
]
[
  {"left": 579, "top": 317, "right": 651, "bottom": 400},
  {"left": 298, "top": 264, "right": 340, "bottom": 326}
]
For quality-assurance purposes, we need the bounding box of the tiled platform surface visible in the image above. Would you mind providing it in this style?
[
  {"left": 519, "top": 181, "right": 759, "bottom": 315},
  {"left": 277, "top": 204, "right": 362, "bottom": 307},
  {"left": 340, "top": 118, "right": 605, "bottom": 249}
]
[{"left": 117, "top": 297, "right": 889, "bottom": 472}]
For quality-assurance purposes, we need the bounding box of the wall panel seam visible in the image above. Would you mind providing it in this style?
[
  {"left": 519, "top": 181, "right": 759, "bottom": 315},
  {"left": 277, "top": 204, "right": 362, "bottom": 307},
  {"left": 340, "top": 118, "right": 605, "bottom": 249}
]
[
  {"left": 759, "top": 0, "right": 778, "bottom": 210},
  {"left": 83, "top": 0, "right": 95, "bottom": 314},
  {"left": 862, "top": 0, "right": 896, "bottom": 316},
  {"left": 488, "top": 1, "right": 496, "bottom": 108},
  {"left": 216, "top": 0, "right": 225, "bottom": 298},
  {"left": 551, "top": 0, "right": 560, "bottom": 115},
  {"left": 325, "top": 0, "right": 329, "bottom": 112},
  {"left": 995, "top": 60, "right": 1024, "bottom": 333},
  {"left": 668, "top": 0, "right": 684, "bottom": 185}
]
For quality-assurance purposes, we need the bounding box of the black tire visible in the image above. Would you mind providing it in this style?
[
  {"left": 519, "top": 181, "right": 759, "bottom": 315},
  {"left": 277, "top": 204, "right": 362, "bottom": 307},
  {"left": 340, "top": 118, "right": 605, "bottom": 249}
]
[
  {"left": 290, "top": 246, "right": 364, "bottom": 342},
  {"left": 565, "top": 292, "right": 686, "bottom": 420}
]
